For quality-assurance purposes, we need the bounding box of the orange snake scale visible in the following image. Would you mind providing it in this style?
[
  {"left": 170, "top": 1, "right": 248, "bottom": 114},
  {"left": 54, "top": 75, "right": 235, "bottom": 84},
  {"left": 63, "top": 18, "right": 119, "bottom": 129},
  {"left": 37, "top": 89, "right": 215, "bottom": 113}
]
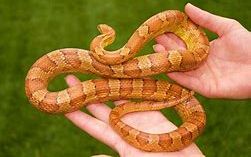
[{"left": 25, "top": 10, "right": 209, "bottom": 152}]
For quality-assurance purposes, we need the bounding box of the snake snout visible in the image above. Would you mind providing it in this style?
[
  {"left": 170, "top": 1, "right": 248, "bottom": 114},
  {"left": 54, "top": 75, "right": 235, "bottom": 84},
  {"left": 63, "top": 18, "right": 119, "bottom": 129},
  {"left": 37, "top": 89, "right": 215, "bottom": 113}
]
[{"left": 97, "top": 24, "right": 115, "bottom": 35}]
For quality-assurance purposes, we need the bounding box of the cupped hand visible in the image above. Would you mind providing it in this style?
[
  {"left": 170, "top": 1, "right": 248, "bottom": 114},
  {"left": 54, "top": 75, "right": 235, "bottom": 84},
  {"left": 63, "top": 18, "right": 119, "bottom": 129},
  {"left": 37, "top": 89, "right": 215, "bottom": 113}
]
[
  {"left": 154, "top": 3, "right": 251, "bottom": 99},
  {"left": 64, "top": 75, "right": 204, "bottom": 157}
]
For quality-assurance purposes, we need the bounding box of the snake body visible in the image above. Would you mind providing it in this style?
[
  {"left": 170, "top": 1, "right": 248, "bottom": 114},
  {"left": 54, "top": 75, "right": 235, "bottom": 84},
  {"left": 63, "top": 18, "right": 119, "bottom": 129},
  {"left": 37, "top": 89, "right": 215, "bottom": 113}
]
[{"left": 25, "top": 10, "right": 209, "bottom": 152}]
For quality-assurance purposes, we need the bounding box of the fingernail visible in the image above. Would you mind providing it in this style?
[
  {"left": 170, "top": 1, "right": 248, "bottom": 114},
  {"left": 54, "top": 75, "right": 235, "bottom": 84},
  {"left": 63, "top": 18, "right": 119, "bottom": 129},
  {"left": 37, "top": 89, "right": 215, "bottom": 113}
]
[
  {"left": 153, "top": 44, "right": 162, "bottom": 53},
  {"left": 152, "top": 44, "right": 158, "bottom": 50},
  {"left": 65, "top": 75, "right": 75, "bottom": 83},
  {"left": 186, "top": 2, "right": 195, "bottom": 8}
]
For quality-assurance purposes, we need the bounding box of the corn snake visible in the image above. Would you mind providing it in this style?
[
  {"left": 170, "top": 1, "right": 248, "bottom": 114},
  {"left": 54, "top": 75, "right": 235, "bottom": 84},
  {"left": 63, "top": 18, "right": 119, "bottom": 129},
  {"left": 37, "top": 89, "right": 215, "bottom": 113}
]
[{"left": 25, "top": 10, "right": 209, "bottom": 152}]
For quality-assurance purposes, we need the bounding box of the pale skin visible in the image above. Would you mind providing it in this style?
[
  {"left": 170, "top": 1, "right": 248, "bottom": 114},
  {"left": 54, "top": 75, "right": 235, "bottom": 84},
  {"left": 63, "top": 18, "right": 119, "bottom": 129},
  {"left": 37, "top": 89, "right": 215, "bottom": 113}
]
[
  {"left": 64, "top": 3, "right": 251, "bottom": 157},
  {"left": 154, "top": 4, "right": 251, "bottom": 99}
]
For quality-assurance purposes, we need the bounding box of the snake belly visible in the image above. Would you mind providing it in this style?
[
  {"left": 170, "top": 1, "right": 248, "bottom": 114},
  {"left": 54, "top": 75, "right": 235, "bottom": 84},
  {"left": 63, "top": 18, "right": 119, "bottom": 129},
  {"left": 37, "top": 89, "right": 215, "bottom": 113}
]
[{"left": 25, "top": 10, "right": 209, "bottom": 152}]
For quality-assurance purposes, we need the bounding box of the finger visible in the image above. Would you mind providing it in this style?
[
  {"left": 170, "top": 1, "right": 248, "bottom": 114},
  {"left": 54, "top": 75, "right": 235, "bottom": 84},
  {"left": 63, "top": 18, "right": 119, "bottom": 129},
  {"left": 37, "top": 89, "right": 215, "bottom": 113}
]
[
  {"left": 65, "top": 75, "right": 111, "bottom": 123},
  {"left": 155, "top": 33, "right": 183, "bottom": 51},
  {"left": 65, "top": 111, "right": 121, "bottom": 151},
  {"left": 114, "top": 100, "right": 129, "bottom": 106},
  {"left": 65, "top": 75, "right": 81, "bottom": 86},
  {"left": 167, "top": 72, "right": 202, "bottom": 93},
  {"left": 87, "top": 100, "right": 131, "bottom": 124},
  {"left": 185, "top": 3, "right": 240, "bottom": 36},
  {"left": 86, "top": 103, "right": 111, "bottom": 123},
  {"left": 165, "top": 33, "right": 186, "bottom": 49},
  {"left": 153, "top": 43, "right": 167, "bottom": 53}
]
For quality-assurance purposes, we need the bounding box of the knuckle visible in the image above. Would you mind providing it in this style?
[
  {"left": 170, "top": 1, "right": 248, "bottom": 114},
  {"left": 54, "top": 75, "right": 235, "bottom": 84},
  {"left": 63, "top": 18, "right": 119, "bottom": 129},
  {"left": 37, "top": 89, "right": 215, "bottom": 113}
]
[{"left": 228, "top": 18, "right": 240, "bottom": 26}]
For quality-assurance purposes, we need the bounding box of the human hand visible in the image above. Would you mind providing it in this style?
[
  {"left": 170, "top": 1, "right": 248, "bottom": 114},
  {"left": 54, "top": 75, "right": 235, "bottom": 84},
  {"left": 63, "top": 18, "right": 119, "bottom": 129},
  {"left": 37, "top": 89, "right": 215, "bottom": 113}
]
[
  {"left": 64, "top": 75, "right": 204, "bottom": 157},
  {"left": 154, "top": 3, "right": 251, "bottom": 99}
]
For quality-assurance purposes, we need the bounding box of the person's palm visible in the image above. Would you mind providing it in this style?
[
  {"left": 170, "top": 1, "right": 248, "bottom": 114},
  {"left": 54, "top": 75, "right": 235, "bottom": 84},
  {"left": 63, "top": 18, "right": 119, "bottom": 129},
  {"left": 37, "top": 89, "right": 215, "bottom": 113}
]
[
  {"left": 154, "top": 4, "right": 251, "bottom": 99},
  {"left": 202, "top": 28, "right": 250, "bottom": 98},
  {"left": 64, "top": 75, "right": 203, "bottom": 157}
]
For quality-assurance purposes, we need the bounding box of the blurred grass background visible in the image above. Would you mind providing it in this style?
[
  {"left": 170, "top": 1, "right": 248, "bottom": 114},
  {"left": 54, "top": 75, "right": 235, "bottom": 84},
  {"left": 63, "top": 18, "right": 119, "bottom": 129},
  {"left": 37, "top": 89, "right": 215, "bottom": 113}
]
[{"left": 0, "top": 0, "right": 250, "bottom": 156}]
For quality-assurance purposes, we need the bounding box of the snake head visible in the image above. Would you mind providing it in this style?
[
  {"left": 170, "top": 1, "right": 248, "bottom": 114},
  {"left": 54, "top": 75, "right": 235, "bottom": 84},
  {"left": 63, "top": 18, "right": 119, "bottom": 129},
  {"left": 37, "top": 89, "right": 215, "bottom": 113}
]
[
  {"left": 97, "top": 24, "right": 115, "bottom": 36},
  {"left": 90, "top": 24, "right": 126, "bottom": 65}
]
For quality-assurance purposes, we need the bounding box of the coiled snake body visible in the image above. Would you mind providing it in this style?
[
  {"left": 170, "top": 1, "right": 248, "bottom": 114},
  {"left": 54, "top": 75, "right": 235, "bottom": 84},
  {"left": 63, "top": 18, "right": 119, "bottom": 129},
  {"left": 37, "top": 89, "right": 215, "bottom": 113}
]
[{"left": 25, "top": 10, "right": 209, "bottom": 152}]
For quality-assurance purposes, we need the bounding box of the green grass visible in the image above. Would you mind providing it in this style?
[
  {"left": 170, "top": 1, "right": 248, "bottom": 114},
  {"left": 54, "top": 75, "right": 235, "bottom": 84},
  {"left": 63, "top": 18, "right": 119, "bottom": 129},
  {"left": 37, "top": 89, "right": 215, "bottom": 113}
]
[{"left": 0, "top": 0, "right": 250, "bottom": 156}]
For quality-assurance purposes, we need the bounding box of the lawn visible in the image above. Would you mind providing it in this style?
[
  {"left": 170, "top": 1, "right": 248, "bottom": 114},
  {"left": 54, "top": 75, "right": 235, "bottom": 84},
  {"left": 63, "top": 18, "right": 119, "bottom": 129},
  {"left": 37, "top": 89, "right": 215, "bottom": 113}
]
[{"left": 0, "top": 0, "right": 250, "bottom": 157}]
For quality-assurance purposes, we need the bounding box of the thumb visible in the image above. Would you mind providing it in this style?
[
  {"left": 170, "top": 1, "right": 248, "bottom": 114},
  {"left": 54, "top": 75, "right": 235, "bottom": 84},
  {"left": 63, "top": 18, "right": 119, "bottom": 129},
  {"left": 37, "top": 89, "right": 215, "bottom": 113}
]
[
  {"left": 167, "top": 72, "right": 202, "bottom": 93},
  {"left": 185, "top": 3, "right": 239, "bottom": 36},
  {"left": 167, "top": 71, "right": 213, "bottom": 97}
]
